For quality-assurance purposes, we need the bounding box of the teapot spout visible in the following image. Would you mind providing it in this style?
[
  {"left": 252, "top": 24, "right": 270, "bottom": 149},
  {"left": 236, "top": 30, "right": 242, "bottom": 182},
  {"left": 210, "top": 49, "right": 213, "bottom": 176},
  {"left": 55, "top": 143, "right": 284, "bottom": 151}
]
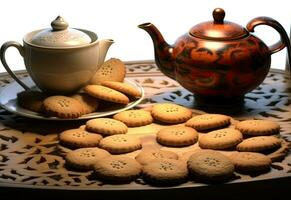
[
  {"left": 97, "top": 39, "right": 114, "bottom": 66},
  {"left": 138, "top": 23, "right": 175, "bottom": 79}
]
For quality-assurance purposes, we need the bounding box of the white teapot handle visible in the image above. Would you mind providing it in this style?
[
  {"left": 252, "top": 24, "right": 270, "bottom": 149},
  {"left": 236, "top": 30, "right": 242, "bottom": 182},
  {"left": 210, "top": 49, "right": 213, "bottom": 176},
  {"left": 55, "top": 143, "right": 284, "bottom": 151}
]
[{"left": 0, "top": 41, "right": 30, "bottom": 90}]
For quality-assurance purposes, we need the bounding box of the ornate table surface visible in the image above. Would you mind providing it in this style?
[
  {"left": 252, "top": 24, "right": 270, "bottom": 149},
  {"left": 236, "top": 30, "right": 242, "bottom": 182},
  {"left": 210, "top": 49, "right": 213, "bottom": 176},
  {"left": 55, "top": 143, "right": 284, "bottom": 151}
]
[{"left": 0, "top": 60, "right": 290, "bottom": 199}]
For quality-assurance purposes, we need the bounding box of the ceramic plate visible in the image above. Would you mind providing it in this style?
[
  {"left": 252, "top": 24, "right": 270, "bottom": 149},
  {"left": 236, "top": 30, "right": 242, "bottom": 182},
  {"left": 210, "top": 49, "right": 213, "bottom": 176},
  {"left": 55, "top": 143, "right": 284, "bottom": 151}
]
[{"left": 0, "top": 77, "right": 144, "bottom": 120}]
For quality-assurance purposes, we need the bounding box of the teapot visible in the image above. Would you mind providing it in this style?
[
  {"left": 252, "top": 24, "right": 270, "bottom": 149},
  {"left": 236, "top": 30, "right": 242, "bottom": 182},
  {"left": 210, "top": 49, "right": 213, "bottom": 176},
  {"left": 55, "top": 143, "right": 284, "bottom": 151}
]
[
  {"left": 0, "top": 16, "right": 113, "bottom": 94},
  {"left": 139, "top": 8, "right": 291, "bottom": 104}
]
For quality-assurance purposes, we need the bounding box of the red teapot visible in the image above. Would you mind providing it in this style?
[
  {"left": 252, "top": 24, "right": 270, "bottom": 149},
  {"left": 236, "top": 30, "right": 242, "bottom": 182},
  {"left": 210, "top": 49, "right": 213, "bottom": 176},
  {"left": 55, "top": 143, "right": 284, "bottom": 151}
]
[{"left": 139, "top": 8, "right": 291, "bottom": 104}]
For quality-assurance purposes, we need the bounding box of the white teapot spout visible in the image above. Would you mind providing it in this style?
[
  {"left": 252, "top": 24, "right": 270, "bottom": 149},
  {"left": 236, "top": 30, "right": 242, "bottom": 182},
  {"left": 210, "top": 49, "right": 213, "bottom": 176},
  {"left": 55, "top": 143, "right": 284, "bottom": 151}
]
[{"left": 97, "top": 39, "right": 114, "bottom": 67}]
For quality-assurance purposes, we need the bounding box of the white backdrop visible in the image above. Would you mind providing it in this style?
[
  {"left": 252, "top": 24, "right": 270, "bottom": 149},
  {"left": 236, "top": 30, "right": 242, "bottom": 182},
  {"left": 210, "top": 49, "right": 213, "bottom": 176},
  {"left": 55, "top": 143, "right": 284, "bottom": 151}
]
[{"left": 0, "top": 0, "right": 290, "bottom": 73}]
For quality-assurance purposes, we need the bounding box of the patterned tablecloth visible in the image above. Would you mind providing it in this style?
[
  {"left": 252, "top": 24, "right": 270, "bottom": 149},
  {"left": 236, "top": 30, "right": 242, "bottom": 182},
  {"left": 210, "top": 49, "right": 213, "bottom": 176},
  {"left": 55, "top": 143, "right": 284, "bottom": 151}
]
[{"left": 0, "top": 61, "right": 290, "bottom": 195}]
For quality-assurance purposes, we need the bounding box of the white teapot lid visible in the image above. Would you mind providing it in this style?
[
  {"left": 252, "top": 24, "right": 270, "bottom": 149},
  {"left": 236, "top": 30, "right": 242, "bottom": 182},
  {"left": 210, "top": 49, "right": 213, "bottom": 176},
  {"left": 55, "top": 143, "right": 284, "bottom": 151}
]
[{"left": 30, "top": 16, "right": 92, "bottom": 47}]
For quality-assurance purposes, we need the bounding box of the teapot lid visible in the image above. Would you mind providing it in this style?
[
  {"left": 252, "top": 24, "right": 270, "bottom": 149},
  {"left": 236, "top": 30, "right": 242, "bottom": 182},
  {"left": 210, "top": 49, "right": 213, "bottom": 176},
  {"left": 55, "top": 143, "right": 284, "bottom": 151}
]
[
  {"left": 189, "top": 8, "right": 249, "bottom": 40},
  {"left": 30, "top": 16, "right": 92, "bottom": 47}
]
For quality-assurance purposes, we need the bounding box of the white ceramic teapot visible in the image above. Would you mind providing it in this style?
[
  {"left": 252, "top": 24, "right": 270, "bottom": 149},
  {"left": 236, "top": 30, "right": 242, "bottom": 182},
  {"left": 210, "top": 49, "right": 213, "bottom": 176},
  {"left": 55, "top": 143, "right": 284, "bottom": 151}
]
[{"left": 0, "top": 16, "right": 113, "bottom": 94}]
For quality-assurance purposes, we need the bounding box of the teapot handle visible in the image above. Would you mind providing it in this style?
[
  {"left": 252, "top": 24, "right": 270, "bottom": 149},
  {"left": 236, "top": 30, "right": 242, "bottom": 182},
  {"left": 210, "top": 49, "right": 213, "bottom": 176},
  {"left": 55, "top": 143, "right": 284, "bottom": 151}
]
[
  {"left": 246, "top": 17, "right": 291, "bottom": 74},
  {"left": 0, "top": 41, "right": 30, "bottom": 90}
]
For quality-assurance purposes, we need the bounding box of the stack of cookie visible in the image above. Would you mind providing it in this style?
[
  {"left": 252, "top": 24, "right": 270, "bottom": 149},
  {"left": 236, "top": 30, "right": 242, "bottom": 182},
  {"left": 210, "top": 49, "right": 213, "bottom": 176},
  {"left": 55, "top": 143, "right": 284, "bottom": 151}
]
[
  {"left": 57, "top": 102, "right": 289, "bottom": 185},
  {"left": 17, "top": 58, "right": 141, "bottom": 119}
]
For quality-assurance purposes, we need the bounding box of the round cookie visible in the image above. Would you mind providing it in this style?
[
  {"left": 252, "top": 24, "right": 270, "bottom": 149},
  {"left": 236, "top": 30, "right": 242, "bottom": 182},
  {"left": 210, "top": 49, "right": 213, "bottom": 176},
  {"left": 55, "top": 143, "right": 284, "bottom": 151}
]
[
  {"left": 268, "top": 139, "right": 290, "bottom": 162},
  {"left": 237, "top": 136, "right": 282, "bottom": 152},
  {"left": 151, "top": 103, "right": 192, "bottom": 124},
  {"left": 142, "top": 159, "right": 188, "bottom": 185},
  {"left": 179, "top": 150, "right": 200, "bottom": 164},
  {"left": 185, "top": 114, "right": 231, "bottom": 131},
  {"left": 94, "top": 156, "right": 141, "bottom": 182},
  {"left": 84, "top": 85, "right": 129, "bottom": 104},
  {"left": 229, "top": 152, "right": 271, "bottom": 174},
  {"left": 79, "top": 125, "right": 86, "bottom": 130},
  {"left": 90, "top": 58, "right": 126, "bottom": 85},
  {"left": 59, "top": 128, "right": 103, "bottom": 149},
  {"left": 42, "top": 96, "right": 84, "bottom": 118},
  {"left": 113, "top": 110, "right": 153, "bottom": 127},
  {"left": 17, "top": 90, "right": 47, "bottom": 112},
  {"left": 65, "top": 147, "right": 110, "bottom": 171},
  {"left": 235, "top": 119, "right": 280, "bottom": 136},
  {"left": 187, "top": 150, "right": 234, "bottom": 182},
  {"left": 86, "top": 118, "right": 128, "bottom": 136},
  {"left": 156, "top": 126, "right": 198, "bottom": 147},
  {"left": 71, "top": 93, "right": 99, "bottom": 114},
  {"left": 199, "top": 128, "right": 243, "bottom": 150},
  {"left": 135, "top": 149, "right": 178, "bottom": 165},
  {"left": 102, "top": 81, "right": 141, "bottom": 97},
  {"left": 99, "top": 134, "right": 142, "bottom": 154}
]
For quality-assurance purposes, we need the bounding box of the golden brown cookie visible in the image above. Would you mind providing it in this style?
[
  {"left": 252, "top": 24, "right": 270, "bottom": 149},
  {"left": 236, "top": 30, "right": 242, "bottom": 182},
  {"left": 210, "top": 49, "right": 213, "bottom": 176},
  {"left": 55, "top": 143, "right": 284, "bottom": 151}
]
[
  {"left": 236, "top": 136, "right": 282, "bottom": 152},
  {"left": 135, "top": 149, "right": 178, "bottom": 165},
  {"left": 17, "top": 90, "right": 47, "bottom": 112},
  {"left": 235, "top": 119, "right": 280, "bottom": 136},
  {"left": 85, "top": 118, "right": 128, "bottom": 136},
  {"left": 99, "top": 134, "right": 142, "bottom": 154},
  {"left": 59, "top": 128, "right": 103, "bottom": 149},
  {"left": 142, "top": 159, "right": 188, "bottom": 186},
  {"left": 65, "top": 147, "right": 110, "bottom": 171},
  {"left": 179, "top": 150, "right": 201, "bottom": 164},
  {"left": 199, "top": 128, "right": 243, "bottom": 150},
  {"left": 113, "top": 110, "right": 153, "bottom": 127},
  {"left": 229, "top": 152, "right": 271, "bottom": 174},
  {"left": 268, "top": 139, "right": 290, "bottom": 162},
  {"left": 84, "top": 85, "right": 129, "bottom": 104},
  {"left": 79, "top": 125, "right": 86, "bottom": 130},
  {"left": 187, "top": 150, "right": 234, "bottom": 182},
  {"left": 151, "top": 103, "right": 192, "bottom": 124},
  {"left": 42, "top": 96, "right": 84, "bottom": 118},
  {"left": 185, "top": 114, "right": 231, "bottom": 131},
  {"left": 102, "top": 81, "right": 141, "bottom": 97},
  {"left": 70, "top": 93, "right": 99, "bottom": 114},
  {"left": 90, "top": 58, "right": 126, "bottom": 85},
  {"left": 156, "top": 126, "right": 198, "bottom": 147},
  {"left": 94, "top": 156, "right": 142, "bottom": 183}
]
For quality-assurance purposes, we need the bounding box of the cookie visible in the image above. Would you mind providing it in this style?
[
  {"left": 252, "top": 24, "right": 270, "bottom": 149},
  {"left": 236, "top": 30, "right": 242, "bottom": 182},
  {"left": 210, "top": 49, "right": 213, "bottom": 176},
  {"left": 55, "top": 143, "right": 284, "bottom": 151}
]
[
  {"left": 235, "top": 119, "right": 280, "bottom": 136},
  {"left": 65, "top": 147, "right": 110, "bottom": 171},
  {"left": 113, "top": 110, "right": 153, "bottom": 127},
  {"left": 142, "top": 159, "right": 188, "bottom": 185},
  {"left": 94, "top": 156, "right": 141, "bottom": 182},
  {"left": 102, "top": 81, "right": 141, "bottom": 97},
  {"left": 59, "top": 128, "right": 103, "bottom": 149},
  {"left": 99, "top": 134, "right": 142, "bottom": 154},
  {"left": 85, "top": 118, "right": 128, "bottom": 136},
  {"left": 71, "top": 93, "right": 99, "bottom": 114},
  {"left": 17, "top": 90, "right": 47, "bottom": 112},
  {"left": 237, "top": 136, "right": 282, "bottom": 152},
  {"left": 199, "top": 128, "right": 243, "bottom": 150},
  {"left": 185, "top": 114, "right": 231, "bottom": 131},
  {"left": 151, "top": 103, "right": 192, "bottom": 124},
  {"left": 84, "top": 85, "right": 129, "bottom": 104},
  {"left": 156, "top": 126, "right": 198, "bottom": 147},
  {"left": 42, "top": 96, "right": 84, "bottom": 118},
  {"left": 179, "top": 150, "right": 200, "bottom": 164},
  {"left": 229, "top": 152, "right": 271, "bottom": 174},
  {"left": 268, "top": 139, "right": 290, "bottom": 162},
  {"left": 90, "top": 58, "right": 126, "bottom": 85},
  {"left": 79, "top": 125, "right": 86, "bottom": 130},
  {"left": 135, "top": 149, "right": 178, "bottom": 165},
  {"left": 187, "top": 150, "right": 234, "bottom": 182}
]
